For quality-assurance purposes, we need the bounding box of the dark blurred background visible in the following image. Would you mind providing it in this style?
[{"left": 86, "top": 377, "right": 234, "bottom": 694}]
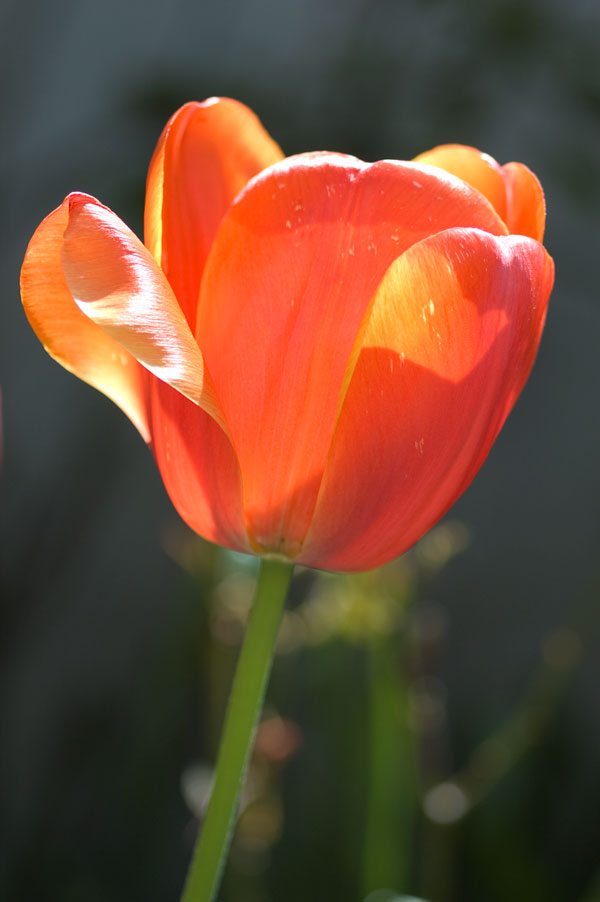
[{"left": 1, "top": 0, "right": 600, "bottom": 900}]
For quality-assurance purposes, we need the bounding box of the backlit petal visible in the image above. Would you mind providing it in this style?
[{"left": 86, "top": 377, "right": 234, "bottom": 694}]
[
  {"left": 502, "top": 162, "right": 546, "bottom": 241},
  {"left": 196, "top": 153, "right": 508, "bottom": 556},
  {"left": 150, "top": 381, "right": 250, "bottom": 552},
  {"left": 21, "top": 196, "right": 150, "bottom": 441},
  {"left": 301, "top": 228, "right": 554, "bottom": 572},
  {"left": 144, "top": 98, "right": 284, "bottom": 327},
  {"left": 62, "top": 193, "right": 226, "bottom": 431},
  {"left": 414, "top": 145, "right": 546, "bottom": 241},
  {"left": 414, "top": 144, "right": 507, "bottom": 222}
]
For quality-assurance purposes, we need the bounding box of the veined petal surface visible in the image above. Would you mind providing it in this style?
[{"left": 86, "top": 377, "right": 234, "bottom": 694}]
[
  {"left": 62, "top": 194, "right": 226, "bottom": 430},
  {"left": 300, "top": 228, "right": 554, "bottom": 572},
  {"left": 196, "top": 153, "right": 509, "bottom": 556},
  {"left": 21, "top": 196, "right": 150, "bottom": 440},
  {"left": 144, "top": 98, "right": 284, "bottom": 328}
]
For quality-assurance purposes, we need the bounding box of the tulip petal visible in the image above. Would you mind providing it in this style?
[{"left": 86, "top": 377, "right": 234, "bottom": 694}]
[
  {"left": 502, "top": 162, "right": 546, "bottom": 241},
  {"left": 414, "top": 144, "right": 507, "bottom": 222},
  {"left": 150, "top": 380, "right": 250, "bottom": 552},
  {"left": 300, "top": 228, "right": 554, "bottom": 572},
  {"left": 145, "top": 98, "right": 284, "bottom": 327},
  {"left": 20, "top": 197, "right": 150, "bottom": 441},
  {"left": 196, "top": 153, "right": 509, "bottom": 556},
  {"left": 62, "top": 193, "right": 226, "bottom": 431},
  {"left": 414, "top": 145, "right": 546, "bottom": 241}
]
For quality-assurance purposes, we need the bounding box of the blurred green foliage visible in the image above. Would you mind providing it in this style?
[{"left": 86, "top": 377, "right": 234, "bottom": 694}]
[{"left": 163, "top": 522, "right": 595, "bottom": 902}]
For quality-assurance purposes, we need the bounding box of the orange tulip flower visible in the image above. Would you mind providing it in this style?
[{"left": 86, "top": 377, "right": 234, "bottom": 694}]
[{"left": 21, "top": 98, "right": 554, "bottom": 572}]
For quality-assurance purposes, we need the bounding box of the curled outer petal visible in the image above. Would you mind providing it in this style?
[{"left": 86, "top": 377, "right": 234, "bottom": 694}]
[
  {"left": 20, "top": 195, "right": 150, "bottom": 441},
  {"left": 61, "top": 193, "right": 226, "bottom": 432},
  {"left": 31, "top": 192, "right": 249, "bottom": 552},
  {"left": 415, "top": 145, "right": 546, "bottom": 241},
  {"left": 300, "top": 227, "right": 554, "bottom": 572}
]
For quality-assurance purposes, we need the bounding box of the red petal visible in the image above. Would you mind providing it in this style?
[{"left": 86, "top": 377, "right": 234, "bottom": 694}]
[
  {"left": 144, "top": 98, "right": 284, "bottom": 328},
  {"left": 62, "top": 194, "right": 226, "bottom": 430},
  {"left": 502, "top": 162, "right": 546, "bottom": 241},
  {"left": 414, "top": 145, "right": 547, "bottom": 241},
  {"left": 150, "top": 381, "right": 250, "bottom": 552},
  {"left": 195, "top": 153, "right": 508, "bottom": 556},
  {"left": 300, "top": 228, "right": 554, "bottom": 571},
  {"left": 20, "top": 196, "right": 150, "bottom": 440},
  {"left": 414, "top": 144, "right": 507, "bottom": 222}
]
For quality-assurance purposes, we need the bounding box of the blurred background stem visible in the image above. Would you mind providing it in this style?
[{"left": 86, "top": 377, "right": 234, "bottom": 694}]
[
  {"left": 361, "top": 607, "right": 418, "bottom": 898},
  {"left": 181, "top": 558, "right": 293, "bottom": 902}
]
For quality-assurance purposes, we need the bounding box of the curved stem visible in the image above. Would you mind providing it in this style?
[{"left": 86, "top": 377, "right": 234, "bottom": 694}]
[{"left": 181, "top": 557, "right": 294, "bottom": 902}]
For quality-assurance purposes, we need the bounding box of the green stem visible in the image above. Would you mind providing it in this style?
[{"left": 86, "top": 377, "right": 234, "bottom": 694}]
[
  {"left": 181, "top": 557, "right": 294, "bottom": 902},
  {"left": 362, "top": 630, "right": 417, "bottom": 897}
]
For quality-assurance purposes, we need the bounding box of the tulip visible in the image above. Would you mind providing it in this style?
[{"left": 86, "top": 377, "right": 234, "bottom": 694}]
[
  {"left": 20, "top": 98, "right": 554, "bottom": 902},
  {"left": 20, "top": 98, "right": 553, "bottom": 572}
]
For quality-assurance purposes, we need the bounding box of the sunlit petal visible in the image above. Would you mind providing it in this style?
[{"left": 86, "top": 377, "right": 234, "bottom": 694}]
[
  {"left": 301, "top": 227, "right": 554, "bottom": 571},
  {"left": 150, "top": 381, "right": 250, "bottom": 552},
  {"left": 502, "top": 161, "right": 546, "bottom": 241},
  {"left": 62, "top": 193, "right": 226, "bottom": 431},
  {"left": 145, "top": 98, "right": 284, "bottom": 327},
  {"left": 414, "top": 144, "right": 507, "bottom": 222},
  {"left": 21, "top": 196, "right": 150, "bottom": 441}
]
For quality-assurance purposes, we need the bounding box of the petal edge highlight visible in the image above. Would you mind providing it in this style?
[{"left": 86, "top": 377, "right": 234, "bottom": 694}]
[{"left": 62, "top": 194, "right": 227, "bottom": 432}]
